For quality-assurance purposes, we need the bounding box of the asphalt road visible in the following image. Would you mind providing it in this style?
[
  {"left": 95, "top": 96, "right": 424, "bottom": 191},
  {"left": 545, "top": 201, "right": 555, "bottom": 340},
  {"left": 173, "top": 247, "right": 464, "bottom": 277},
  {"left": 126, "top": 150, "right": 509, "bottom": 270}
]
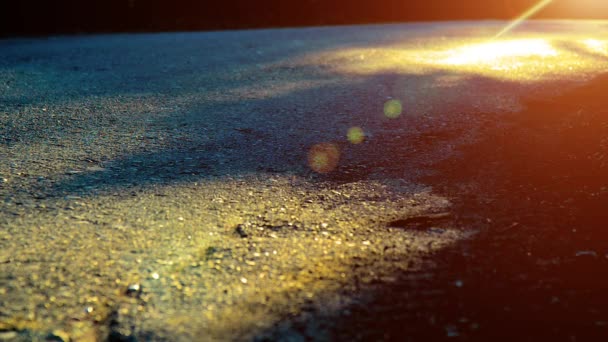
[{"left": 1, "top": 20, "right": 608, "bottom": 341}]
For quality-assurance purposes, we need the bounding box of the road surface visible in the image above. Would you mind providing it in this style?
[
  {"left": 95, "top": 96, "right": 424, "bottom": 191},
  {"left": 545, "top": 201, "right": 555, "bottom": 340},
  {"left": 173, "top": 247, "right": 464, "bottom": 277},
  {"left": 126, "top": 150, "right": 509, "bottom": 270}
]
[{"left": 1, "top": 20, "right": 608, "bottom": 341}]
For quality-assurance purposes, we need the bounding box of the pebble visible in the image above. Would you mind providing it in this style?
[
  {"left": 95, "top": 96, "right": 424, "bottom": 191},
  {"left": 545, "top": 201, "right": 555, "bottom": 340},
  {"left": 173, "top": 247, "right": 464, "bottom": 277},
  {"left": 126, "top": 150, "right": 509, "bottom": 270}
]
[
  {"left": 429, "top": 227, "right": 446, "bottom": 234},
  {"left": 235, "top": 225, "right": 248, "bottom": 238},
  {"left": 126, "top": 283, "right": 142, "bottom": 297}
]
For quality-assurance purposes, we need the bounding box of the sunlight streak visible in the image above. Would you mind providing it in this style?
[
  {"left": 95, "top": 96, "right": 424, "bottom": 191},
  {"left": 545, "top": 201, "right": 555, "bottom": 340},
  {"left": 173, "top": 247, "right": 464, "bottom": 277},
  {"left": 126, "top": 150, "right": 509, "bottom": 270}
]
[{"left": 494, "top": 0, "right": 554, "bottom": 39}]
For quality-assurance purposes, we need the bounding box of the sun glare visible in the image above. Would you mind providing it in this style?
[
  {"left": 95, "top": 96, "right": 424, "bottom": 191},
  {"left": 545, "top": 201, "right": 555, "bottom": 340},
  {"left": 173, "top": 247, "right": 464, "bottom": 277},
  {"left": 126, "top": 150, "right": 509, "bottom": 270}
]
[
  {"left": 582, "top": 39, "right": 607, "bottom": 54},
  {"left": 441, "top": 39, "right": 558, "bottom": 66}
]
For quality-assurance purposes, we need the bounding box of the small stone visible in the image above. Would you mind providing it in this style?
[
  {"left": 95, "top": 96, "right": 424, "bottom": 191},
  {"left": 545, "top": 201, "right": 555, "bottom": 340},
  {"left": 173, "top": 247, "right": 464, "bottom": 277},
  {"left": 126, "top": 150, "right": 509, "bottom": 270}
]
[
  {"left": 429, "top": 227, "right": 446, "bottom": 234},
  {"left": 240, "top": 277, "right": 248, "bottom": 284},
  {"left": 151, "top": 272, "right": 160, "bottom": 280},
  {"left": 126, "top": 283, "right": 142, "bottom": 297},
  {"left": 235, "top": 225, "right": 248, "bottom": 238}
]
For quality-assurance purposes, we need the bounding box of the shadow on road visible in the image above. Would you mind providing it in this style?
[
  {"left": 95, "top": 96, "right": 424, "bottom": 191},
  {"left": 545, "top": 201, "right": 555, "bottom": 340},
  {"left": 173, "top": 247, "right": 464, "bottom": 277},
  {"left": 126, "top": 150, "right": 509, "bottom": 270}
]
[{"left": 42, "top": 68, "right": 531, "bottom": 199}]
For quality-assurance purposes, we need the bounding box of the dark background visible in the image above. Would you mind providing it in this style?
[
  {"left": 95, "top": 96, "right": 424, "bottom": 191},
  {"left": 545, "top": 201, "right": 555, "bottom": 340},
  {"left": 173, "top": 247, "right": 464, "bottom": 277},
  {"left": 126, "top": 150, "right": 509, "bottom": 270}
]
[{"left": 1, "top": 0, "right": 607, "bottom": 37}]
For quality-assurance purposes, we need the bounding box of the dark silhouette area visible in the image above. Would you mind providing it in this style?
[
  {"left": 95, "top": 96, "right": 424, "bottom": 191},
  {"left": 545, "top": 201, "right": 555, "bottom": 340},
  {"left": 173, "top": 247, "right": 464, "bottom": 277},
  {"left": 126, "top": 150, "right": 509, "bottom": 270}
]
[{"left": 1, "top": 0, "right": 606, "bottom": 37}]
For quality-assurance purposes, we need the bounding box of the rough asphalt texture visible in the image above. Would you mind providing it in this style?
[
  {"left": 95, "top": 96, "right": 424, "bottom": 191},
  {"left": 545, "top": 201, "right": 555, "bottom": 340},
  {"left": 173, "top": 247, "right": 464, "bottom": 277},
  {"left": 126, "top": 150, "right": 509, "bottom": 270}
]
[{"left": 1, "top": 21, "right": 608, "bottom": 341}]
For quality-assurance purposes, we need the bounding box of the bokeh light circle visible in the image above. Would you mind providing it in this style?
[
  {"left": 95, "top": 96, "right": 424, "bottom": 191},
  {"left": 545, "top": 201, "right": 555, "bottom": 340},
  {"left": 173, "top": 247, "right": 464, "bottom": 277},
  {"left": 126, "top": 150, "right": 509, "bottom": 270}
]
[
  {"left": 307, "top": 143, "right": 340, "bottom": 173},
  {"left": 384, "top": 99, "right": 402, "bottom": 118},
  {"left": 347, "top": 127, "right": 365, "bottom": 144}
]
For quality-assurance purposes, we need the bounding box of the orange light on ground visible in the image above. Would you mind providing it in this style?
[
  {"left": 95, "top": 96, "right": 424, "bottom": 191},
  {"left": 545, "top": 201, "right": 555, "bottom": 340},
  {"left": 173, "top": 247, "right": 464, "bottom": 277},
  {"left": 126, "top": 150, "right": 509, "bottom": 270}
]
[
  {"left": 307, "top": 143, "right": 340, "bottom": 173},
  {"left": 307, "top": 32, "right": 608, "bottom": 81}
]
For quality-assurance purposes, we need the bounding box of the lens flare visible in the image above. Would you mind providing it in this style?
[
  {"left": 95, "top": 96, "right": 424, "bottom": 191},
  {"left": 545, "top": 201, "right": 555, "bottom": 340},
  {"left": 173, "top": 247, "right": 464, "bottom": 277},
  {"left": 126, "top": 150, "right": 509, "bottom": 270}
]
[
  {"left": 347, "top": 127, "right": 365, "bottom": 144},
  {"left": 384, "top": 99, "right": 402, "bottom": 118},
  {"left": 308, "top": 143, "right": 340, "bottom": 173},
  {"left": 494, "top": 0, "right": 553, "bottom": 39}
]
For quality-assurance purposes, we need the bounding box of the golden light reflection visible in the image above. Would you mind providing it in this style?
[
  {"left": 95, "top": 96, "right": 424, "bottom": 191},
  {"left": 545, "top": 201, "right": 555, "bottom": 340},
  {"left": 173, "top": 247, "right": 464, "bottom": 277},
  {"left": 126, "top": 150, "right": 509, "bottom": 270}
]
[
  {"left": 440, "top": 39, "right": 557, "bottom": 66},
  {"left": 308, "top": 143, "right": 340, "bottom": 173},
  {"left": 306, "top": 32, "right": 608, "bottom": 82},
  {"left": 582, "top": 39, "right": 607, "bottom": 55}
]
